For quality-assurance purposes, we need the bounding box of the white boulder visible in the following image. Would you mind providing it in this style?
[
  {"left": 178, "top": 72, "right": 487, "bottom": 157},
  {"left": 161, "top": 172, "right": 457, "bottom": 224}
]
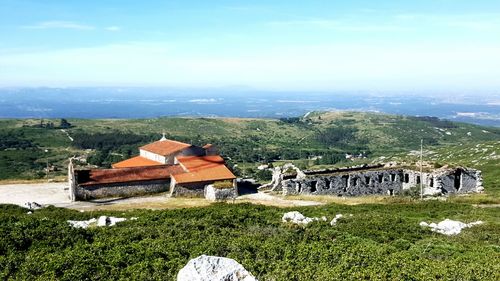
[
  {"left": 177, "top": 255, "right": 257, "bottom": 281},
  {"left": 282, "top": 211, "right": 314, "bottom": 225},
  {"left": 108, "top": 217, "right": 127, "bottom": 226},
  {"left": 68, "top": 216, "right": 127, "bottom": 228},
  {"left": 330, "top": 214, "right": 344, "bottom": 226},
  {"left": 67, "top": 218, "right": 97, "bottom": 229},
  {"left": 420, "top": 219, "right": 484, "bottom": 235},
  {"left": 97, "top": 216, "right": 108, "bottom": 226},
  {"left": 282, "top": 212, "right": 331, "bottom": 225}
]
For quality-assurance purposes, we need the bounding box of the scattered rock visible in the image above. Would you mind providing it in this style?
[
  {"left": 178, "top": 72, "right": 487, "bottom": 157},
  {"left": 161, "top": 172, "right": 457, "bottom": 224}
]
[
  {"left": 281, "top": 211, "right": 327, "bottom": 225},
  {"left": 177, "top": 255, "right": 257, "bottom": 281},
  {"left": 420, "top": 219, "right": 484, "bottom": 235},
  {"left": 282, "top": 211, "right": 314, "bottom": 225},
  {"left": 68, "top": 218, "right": 97, "bottom": 229},
  {"left": 257, "top": 164, "right": 269, "bottom": 170},
  {"left": 97, "top": 216, "right": 108, "bottom": 226},
  {"left": 68, "top": 216, "right": 127, "bottom": 229},
  {"left": 25, "top": 202, "right": 43, "bottom": 210},
  {"left": 330, "top": 214, "right": 344, "bottom": 226}
]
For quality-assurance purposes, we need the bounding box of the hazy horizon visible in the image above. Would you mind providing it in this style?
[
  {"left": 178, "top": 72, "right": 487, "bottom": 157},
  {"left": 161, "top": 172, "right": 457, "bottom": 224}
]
[{"left": 1, "top": 1, "right": 500, "bottom": 92}]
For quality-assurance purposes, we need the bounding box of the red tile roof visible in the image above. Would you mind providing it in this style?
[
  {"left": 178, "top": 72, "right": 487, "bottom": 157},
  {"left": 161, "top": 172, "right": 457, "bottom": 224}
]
[
  {"left": 77, "top": 165, "right": 184, "bottom": 186},
  {"left": 112, "top": 156, "right": 162, "bottom": 168},
  {"left": 140, "top": 139, "right": 192, "bottom": 156},
  {"left": 173, "top": 155, "right": 236, "bottom": 184}
]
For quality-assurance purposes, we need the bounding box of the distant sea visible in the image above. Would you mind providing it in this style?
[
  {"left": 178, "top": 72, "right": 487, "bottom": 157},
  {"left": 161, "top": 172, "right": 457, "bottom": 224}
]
[{"left": 1, "top": 87, "right": 499, "bottom": 127}]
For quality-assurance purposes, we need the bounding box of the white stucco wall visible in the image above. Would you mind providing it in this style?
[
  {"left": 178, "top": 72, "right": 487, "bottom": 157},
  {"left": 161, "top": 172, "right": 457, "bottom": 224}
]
[{"left": 140, "top": 149, "right": 166, "bottom": 164}]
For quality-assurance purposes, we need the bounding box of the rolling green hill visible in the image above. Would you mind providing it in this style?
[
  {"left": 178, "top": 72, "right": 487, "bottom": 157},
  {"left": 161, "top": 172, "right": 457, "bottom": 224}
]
[{"left": 1, "top": 112, "right": 499, "bottom": 186}]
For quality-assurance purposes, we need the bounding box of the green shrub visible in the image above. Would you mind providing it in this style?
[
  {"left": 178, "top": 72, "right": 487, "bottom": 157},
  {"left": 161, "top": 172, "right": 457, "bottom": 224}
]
[{"left": 212, "top": 180, "right": 234, "bottom": 189}]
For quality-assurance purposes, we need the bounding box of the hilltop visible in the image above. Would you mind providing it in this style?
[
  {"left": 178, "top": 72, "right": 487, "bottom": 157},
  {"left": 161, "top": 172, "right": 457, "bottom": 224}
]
[{"left": 0, "top": 111, "right": 499, "bottom": 187}]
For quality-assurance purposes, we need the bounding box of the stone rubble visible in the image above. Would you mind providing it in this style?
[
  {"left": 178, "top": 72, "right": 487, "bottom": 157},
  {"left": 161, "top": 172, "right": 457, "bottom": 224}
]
[
  {"left": 177, "top": 255, "right": 257, "bottom": 281},
  {"left": 330, "top": 214, "right": 344, "bottom": 226},
  {"left": 68, "top": 216, "right": 128, "bottom": 229},
  {"left": 419, "top": 219, "right": 484, "bottom": 235},
  {"left": 67, "top": 218, "right": 97, "bottom": 229},
  {"left": 282, "top": 211, "right": 329, "bottom": 225},
  {"left": 260, "top": 163, "right": 305, "bottom": 191},
  {"left": 25, "top": 201, "right": 44, "bottom": 210}
]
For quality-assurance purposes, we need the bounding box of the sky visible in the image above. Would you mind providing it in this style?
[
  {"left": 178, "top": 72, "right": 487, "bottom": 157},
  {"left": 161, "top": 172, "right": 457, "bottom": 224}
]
[{"left": 1, "top": 0, "right": 500, "bottom": 92}]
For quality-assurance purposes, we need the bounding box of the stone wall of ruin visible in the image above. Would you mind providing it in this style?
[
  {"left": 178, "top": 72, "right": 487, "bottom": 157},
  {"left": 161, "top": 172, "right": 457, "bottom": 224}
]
[
  {"left": 74, "top": 180, "right": 170, "bottom": 200},
  {"left": 170, "top": 181, "right": 209, "bottom": 197},
  {"left": 281, "top": 167, "right": 483, "bottom": 197},
  {"left": 283, "top": 169, "right": 404, "bottom": 196}
]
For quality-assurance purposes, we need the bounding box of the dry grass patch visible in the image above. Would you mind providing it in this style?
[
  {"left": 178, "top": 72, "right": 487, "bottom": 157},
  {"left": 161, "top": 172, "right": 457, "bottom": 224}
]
[{"left": 282, "top": 195, "right": 416, "bottom": 205}]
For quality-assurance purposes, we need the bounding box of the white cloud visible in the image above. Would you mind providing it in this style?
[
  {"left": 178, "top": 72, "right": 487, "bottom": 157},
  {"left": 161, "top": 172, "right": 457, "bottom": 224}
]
[
  {"left": 105, "top": 26, "right": 121, "bottom": 32},
  {"left": 21, "top": 21, "right": 95, "bottom": 30}
]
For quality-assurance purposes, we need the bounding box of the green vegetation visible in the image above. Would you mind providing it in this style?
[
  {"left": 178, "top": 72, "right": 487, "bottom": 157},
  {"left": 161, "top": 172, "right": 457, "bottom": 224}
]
[
  {"left": 0, "top": 112, "right": 498, "bottom": 183},
  {"left": 0, "top": 112, "right": 499, "bottom": 280},
  {"left": 212, "top": 180, "right": 234, "bottom": 189},
  {"left": 0, "top": 202, "right": 498, "bottom": 280}
]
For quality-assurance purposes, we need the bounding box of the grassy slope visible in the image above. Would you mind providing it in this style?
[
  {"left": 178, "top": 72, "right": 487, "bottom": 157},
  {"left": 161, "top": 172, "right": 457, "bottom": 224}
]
[
  {"left": 0, "top": 202, "right": 498, "bottom": 280},
  {"left": 0, "top": 112, "right": 498, "bottom": 182},
  {"left": 1, "top": 114, "right": 499, "bottom": 280}
]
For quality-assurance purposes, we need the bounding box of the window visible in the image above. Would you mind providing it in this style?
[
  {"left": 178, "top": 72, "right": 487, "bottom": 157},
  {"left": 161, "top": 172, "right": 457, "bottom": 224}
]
[
  {"left": 342, "top": 175, "right": 349, "bottom": 192},
  {"left": 378, "top": 174, "right": 384, "bottom": 183},
  {"left": 353, "top": 177, "right": 358, "bottom": 186},
  {"left": 404, "top": 174, "right": 409, "bottom": 183},
  {"left": 454, "top": 170, "right": 462, "bottom": 190},
  {"left": 365, "top": 176, "right": 371, "bottom": 185},
  {"left": 416, "top": 176, "right": 421, "bottom": 184},
  {"left": 324, "top": 179, "right": 330, "bottom": 189},
  {"left": 310, "top": 181, "right": 317, "bottom": 192},
  {"left": 391, "top": 174, "right": 396, "bottom": 182}
]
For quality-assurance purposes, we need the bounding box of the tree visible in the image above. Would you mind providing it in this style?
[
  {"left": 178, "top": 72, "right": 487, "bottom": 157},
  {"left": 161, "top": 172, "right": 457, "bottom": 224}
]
[{"left": 59, "top": 119, "right": 72, "bottom": 129}]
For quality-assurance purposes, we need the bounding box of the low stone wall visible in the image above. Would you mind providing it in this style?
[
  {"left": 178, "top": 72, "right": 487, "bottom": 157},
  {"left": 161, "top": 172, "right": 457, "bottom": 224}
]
[
  {"left": 283, "top": 169, "right": 404, "bottom": 196},
  {"left": 204, "top": 185, "right": 238, "bottom": 201},
  {"left": 170, "top": 182, "right": 208, "bottom": 197},
  {"left": 282, "top": 166, "right": 483, "bottom": 197},
  {"left": 74, "top": 180, "right": 170, "bottom": 200}
]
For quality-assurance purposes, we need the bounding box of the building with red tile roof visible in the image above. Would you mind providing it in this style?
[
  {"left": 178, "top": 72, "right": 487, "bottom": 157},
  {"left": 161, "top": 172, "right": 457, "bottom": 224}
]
[
  {"left": 174, "top": 156, "right": 236, "bottom": 184},
  {"left": 112, "top": 156, "right": 163, "bottom": 168},
  {"left": 69, "top": 136, "right": 236, "bottom": 201}
]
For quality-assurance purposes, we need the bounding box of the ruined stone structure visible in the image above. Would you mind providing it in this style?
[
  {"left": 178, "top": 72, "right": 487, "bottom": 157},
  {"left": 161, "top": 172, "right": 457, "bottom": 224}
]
[{"left": 267, "top": 163, "right": 483, "bottom": 197}]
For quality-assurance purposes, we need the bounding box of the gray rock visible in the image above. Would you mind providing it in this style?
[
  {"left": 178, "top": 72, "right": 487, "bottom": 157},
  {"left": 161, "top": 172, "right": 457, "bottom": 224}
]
[{"left": 177, "top": 255, "right": 257, "bottom": 281}]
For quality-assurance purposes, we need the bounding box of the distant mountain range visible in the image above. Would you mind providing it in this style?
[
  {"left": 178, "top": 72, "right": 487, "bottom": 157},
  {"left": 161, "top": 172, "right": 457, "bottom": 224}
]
[{"left": 1, "top": 87, "right": 499, "bottom": 126}]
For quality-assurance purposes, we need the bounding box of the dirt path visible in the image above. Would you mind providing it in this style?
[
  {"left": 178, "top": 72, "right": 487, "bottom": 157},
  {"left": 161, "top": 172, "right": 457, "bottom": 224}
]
[
  {"left": 60, "top": 129, "right": 74, "bottom": 142},
  {"left": 0, "top": 182, "right": 71, "bottom": 207},
  {"left": 0, "top": 183, "right": 323, "bottom": 211},
  {"left": 237, "top": 191, "right": 324, "bottom": 207}
]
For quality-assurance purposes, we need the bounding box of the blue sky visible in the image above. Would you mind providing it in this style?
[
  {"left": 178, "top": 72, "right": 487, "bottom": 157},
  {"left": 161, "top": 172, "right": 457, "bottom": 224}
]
[{"left": 1, "top": 0, "right": 500, "bottom": 91}]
